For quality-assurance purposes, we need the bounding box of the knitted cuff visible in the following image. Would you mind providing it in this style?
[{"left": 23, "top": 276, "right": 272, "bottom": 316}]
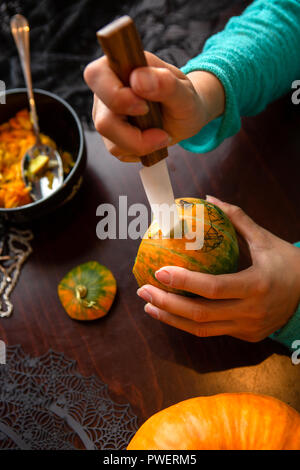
[
  {"left": 269, "top": 304, "right": 300, "bottom": 352},
  {"left": 269, "top": 242, "right": 300, "bottom": 351},
  {"left": 179, "top": 54, "right": 241, "bottom": 153}
]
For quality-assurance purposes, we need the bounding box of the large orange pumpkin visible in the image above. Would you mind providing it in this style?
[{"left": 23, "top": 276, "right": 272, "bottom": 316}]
[
  {"left": 127, "top": 394, "right": 300, "bottom": 450},
  {"left": 133, "top": 198, "right": 239, "bottom": 295}
]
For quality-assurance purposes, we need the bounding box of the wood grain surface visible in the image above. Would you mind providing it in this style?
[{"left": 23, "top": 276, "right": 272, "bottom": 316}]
[{"left": 0, "top": 93, "right": 300, "bottom": 431}]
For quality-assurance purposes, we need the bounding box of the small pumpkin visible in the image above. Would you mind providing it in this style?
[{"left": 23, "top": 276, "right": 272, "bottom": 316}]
[
  {"left": 133, "top": 198, "right": 239, "bottom": 295},
  {"left": 58, "top": 261, "right": 117, "bottom": 320},
  {"left": 127, "top": 394, "right": 300, "bottom": 450}
]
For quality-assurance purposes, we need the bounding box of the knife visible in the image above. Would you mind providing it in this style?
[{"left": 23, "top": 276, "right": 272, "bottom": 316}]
[{"left": 97, "top": 16, "right": 180, "bottom": 237}]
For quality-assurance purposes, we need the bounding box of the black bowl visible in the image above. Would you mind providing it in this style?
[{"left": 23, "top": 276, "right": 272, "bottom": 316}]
[{"left": 0, "top": 88, "right": 86, "bottom": 224}]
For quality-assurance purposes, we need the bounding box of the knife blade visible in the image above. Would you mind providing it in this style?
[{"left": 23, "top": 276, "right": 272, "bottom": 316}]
[
  {"left": 139, "top": 160, "right": 179, "bottom": 236},
  {"left": 97, "top": 16, "right": 180, "bottom": 236}
]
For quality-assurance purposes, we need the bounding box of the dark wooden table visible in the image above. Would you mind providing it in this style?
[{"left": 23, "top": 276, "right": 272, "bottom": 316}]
[{"left": 1, "top": 93, "right": 300, "bottom": 431}]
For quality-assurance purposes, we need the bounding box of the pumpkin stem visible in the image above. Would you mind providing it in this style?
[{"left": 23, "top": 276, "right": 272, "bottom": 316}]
[
  {"left": 83, "top": 300, "right": 97, "bottom": 309},
  {"left": 75, "top": 285, "right": 88, "bottom": 300}
]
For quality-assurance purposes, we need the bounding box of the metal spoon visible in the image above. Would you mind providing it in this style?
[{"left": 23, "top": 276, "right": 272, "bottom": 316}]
[{"left": 10, "top": 14, "right": 63, "bottom": 201}]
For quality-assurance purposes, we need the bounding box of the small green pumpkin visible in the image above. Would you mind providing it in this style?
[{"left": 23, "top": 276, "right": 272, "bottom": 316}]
[
  {"left": 58, "top": 261, "right": 117, "bottom": 320},
  {"left": 133, "top": 198, "right": 239, "bottom": 295}
]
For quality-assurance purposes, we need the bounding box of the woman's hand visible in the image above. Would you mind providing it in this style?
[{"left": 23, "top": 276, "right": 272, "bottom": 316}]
[
  {"left": 84, "top": 52, "right": 225, "bottom": 161},
  {"left": 137, "top": 196, "right": 300, "bottom": 342}
]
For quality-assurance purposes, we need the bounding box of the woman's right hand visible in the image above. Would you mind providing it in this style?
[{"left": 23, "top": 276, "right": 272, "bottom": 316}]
[{"left": 83, "top": 52, "right": 225, "bottom": 162}]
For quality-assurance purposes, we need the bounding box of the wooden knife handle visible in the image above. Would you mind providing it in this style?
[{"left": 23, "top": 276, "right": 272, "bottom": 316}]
[{"left": 96, "top": 15, "right": 168, "bottom": 167}]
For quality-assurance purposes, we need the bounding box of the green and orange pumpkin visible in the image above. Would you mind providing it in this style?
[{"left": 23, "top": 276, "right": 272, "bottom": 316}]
[
  {"left": 133, "top": 198, "right": 239, "bottom": 295},
  {"left": 58, "top": 261, "right": 117, "bottom": 321},
  {"left": 127, "top": 393, "right": 300, "bottom": 450}
]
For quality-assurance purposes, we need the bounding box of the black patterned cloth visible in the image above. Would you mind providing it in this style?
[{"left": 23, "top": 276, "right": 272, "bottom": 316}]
[
  {"left": 0, "top": 0, "right": 248, "bottom": 126},
  {"left": 0, "top": 346, "right": 138, "bottom": 449}
]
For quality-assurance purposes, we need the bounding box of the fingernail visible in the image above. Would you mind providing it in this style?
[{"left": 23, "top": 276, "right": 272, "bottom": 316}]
[
  {"left": 136, "top": 70, "right": 157, "bottom": 93},
  {"left": 137, "top": 287, "right": 152, "bottom": 303},
  {"left": 155, "top": 269, "right": 171, "bottom": 285},
  {"left": 206, "top": 195, "right": 220, "bottom": 202},
  {"left": 144, "top": 303, "right": 159, "bottom": 319},
  {"left": 128, "top": 101, "right": 149, "bottom": 115},
  {"left": 156, "top": 135, "right": 172, "bottom": 149}
]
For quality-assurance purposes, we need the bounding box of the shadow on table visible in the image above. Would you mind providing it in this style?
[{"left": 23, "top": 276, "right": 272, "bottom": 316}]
[{"left": 146, "top": 316, "right": 291, "bottom": 375}]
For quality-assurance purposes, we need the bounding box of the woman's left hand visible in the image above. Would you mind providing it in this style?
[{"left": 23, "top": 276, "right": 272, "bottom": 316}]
[{"left": 137, "top": 196, "right": 300, "bottom": 342}]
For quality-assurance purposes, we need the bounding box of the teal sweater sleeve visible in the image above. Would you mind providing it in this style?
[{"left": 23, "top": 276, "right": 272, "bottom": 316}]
[{"left": 179, "top": 0, "right": 300, "bottom": 153}]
